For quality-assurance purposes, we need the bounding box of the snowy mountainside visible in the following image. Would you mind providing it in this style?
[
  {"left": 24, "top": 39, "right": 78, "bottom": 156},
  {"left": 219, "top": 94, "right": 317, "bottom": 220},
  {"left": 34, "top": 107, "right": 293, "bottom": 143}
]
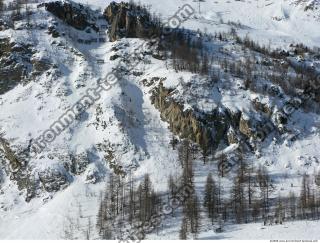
[
  {"left": 0, "top": 0, "right": 319, "bottom": 240},
  {"left": 73, "top": 0, "right": 320, "bottom": 48},
  {"left": 0, "top": 2, "right": 180, "bottom": 238}
]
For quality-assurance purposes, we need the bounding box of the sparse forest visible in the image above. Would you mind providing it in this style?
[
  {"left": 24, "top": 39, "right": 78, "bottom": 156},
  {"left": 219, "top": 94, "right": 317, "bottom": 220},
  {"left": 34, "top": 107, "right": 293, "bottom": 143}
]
[
  {"left": 158, "top": 25, "right": 320, "bottom": 110},
  {"left": 0, "top": 0, "right": 320, "bottom": 240},
  {"left": 91, "top": 140, "right": 320, "bottom": 240}
]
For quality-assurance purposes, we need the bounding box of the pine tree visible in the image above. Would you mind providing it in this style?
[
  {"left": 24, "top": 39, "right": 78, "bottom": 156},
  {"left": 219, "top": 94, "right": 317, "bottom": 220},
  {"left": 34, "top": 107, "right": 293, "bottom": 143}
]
[
  {"left": 128, "top": 170, "right": 136, "bottom": 224},
  {"left": 257, "top": 166, "right": 274, "bottom": 217},
  {"left": 187, "top": 194, "right": 200, "bottom": 239},
  {"left": 168, "top": 174, "right": 177, "bottom": 197},
  {"left": 203, "top": 173, "right": 217, "bottom": 224},
  {"left": 231, "top": 156, "right": 251, "bottom": 223},
  {"left": 299, "top": 174, "right": 309, "bottom": 219},
  {"left": 217, "top": 174, "right": 223, "bottom": 216},
  {"left": 315, "top": 170, "right": 320, "bottom": 188},
  {"left": 231, "top": 171, "right": 246, "bottom": 223},
  {"left": 179, "top": 216, "right": 188, "bottom": 240},
  {"left": 251, "top": 200, "right": 260, "bottom": 222},
  {"left": 179, "top": 139, "right": 193, "bottom": 183},
  {"left": 288, "top": 191, "right": 296, "bottom": 220},
  {"left": 97, "top": 192, "right": 105, "bottom": 234},
  {"left": 274, "top": 195, "right": 285, "bottom": 224},
  {"left": 247, "top": 159, "right": 255, "bottom": 207},
  {"left": 0, "top": 0, "right": 5, "bottom": 13},
  {"left": 25, "top": 0, "right": 31, "bottom": 28},
  {"left": 86, "top": 217, "right": 92, "bottom": 240},
  {"left": 137, "top": 174, "right": 157, "bottom": 224}
]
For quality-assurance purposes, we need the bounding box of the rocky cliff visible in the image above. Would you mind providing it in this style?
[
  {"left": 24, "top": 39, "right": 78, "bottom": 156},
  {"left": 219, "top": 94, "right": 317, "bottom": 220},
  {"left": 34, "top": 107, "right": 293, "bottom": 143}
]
[
  {"left": 150, "top": 82, "right": 230, "bottom": 152},
  {"left": 104, "top": 1, "right": 159, "bottom": 41},
  {"left": 45, "top": 1, "right": 98, "bottom": 31}
]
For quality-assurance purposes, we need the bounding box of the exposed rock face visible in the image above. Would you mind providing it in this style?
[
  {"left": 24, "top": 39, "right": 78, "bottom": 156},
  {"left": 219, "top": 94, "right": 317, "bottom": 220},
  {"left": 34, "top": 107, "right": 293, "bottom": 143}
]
[
  {"left": 0, "top": 138, "right": 35, "bottom": 201},
  {"left": 0, "top": 38, "right": 34, "bottom": 95},
  {"left": 0, "top": 137, "right": 21, "bottom": 172},
  {"left": 0, "top": 136, "right": 94, "bottom": 201},
  {"left": 227, "top": 127, "right": 239, "bottom": 144},
  {"left": 45, "top": 1, "right": 98, "bottom": 31},
  {"left": 69, "top": 152, "right": 90, "bottom": 175},
  {"left": 104, "top": 2, "right": 158, "bottom": 41},
  {"left": 12, "top": 170, "right": 36, "bottom": 202},
  {"left": 239, "top": 113, "right": 254, "bottom": 138},
  {"left": 0, "top": 37, "right": 10, "bottom": 55},
  {"left": 252, "top": 98, "right": 273, "bottom": 116},
  {"left": 239, "top": 112, "right": 270, "bottom": 140},
  {"left": 148, "top": 79, "right": 283, "bottom": 152},
  {"left": 31, "top": 56, "right": 52, "bottom": 74},
  {"left": 38, "top": 169, "right": 69, "bottom": 193},
  {"left": 150, "top": 82, "right": 228, "bottom": 151}
]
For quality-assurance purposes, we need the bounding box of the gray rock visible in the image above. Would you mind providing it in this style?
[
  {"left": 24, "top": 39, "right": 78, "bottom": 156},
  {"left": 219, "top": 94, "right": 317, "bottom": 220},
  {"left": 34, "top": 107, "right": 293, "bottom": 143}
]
[
  {"left": 45, "top": 1, "right": 98, "bottom": 31},
  {"left": 104, "top": 2, "right": 158, "bottom": 41},
  {"left": 38, "top": 169, "right": 69, "bottom": 193}
]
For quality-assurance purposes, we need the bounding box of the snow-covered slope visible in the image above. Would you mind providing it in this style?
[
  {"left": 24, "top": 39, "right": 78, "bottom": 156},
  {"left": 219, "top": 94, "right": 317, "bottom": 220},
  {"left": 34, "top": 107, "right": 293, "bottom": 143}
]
[
  {"left": 74, "top": 0, "right": 320, "bottom": 48},
  {"left": 0, "top": 0, "right": 320, "bottom": 240},
  {"left": 0, "top": 2, "right": 180, "bottom": 238}
]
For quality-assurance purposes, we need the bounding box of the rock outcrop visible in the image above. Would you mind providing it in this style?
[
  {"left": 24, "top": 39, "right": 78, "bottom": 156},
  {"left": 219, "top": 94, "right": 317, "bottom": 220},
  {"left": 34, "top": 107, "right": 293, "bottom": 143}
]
[
  {"left": 68, "top": 152, "right": 90, "bottom": 175},
  {"left": 0, "top": 137, "right": 21, "bottom": 172},
  {"left": 45, "top": 1, "right": 98, "bottom": 31},
  {"left": 0, "top": 138, "right": 35, "bottom": 201},
  {"left": 104, "top": 1, "right": 159, "bottom": 41},
  {"left": 0, "top": 38, "right": 34, "bottom": 95},
  {"left": 31, "top": 56, "right": 52, "bottom": 75},
  {"left": 148, "top": 80, "right": 282, "bottom": 152},
  {"left": 0, "top": 136, "right": 94, "bottom": 201},
  {"left": 38, "top": 169, "right": 69, "bottom": 193},
  {"left": 150, "top": 82, "right": 228, "bottom": 151}
]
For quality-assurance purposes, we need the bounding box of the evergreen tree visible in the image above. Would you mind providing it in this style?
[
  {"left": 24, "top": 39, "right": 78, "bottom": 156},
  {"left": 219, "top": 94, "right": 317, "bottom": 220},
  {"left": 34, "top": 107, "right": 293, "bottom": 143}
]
[
  {"left": 203, "top": 173, "right": 217, "bottom": 224},
  {"left": 179, "top": 139, "right": 193, "bottom": 183},
  {"left": 0, "top": 0, "right": 5, "bottom": 13},
  {"left": 299, "top": 174, "right": 310, "bottom": 219},
  {"left": 257, "top": 166, "right": 274, "bottom": 217},
  {"left": 274, "top": 195, "right": 285, "bottom": 224},
  {"left": 288, "top": 191, "right": 296, "bottom": 220},
  {"left": 179, "top": 216, "right": 188, "bottom": 240},
  {"left": 186, "top": 194, "right": 200, "bottom": 239},
  {"left": 231, "top": 170, "right": 246, "bottom": 223}
]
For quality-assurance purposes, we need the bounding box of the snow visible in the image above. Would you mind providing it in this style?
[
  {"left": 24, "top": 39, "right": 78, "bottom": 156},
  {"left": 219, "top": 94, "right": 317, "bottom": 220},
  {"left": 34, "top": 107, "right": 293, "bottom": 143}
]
[
  {"left": 0, "top": 3, "right": 181, "bottom": 239},
  {"left": 145, "top": 220, "right": 320, "bottom": 240},
  {"left": 68, "top": 0, "right": 320, "bottom": 49},
  {"left": 198, "top": 220, "right": 320, "bottom": 240},
  {"left": 0, "top": 0, "right": 320, "bottom": 240}
]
